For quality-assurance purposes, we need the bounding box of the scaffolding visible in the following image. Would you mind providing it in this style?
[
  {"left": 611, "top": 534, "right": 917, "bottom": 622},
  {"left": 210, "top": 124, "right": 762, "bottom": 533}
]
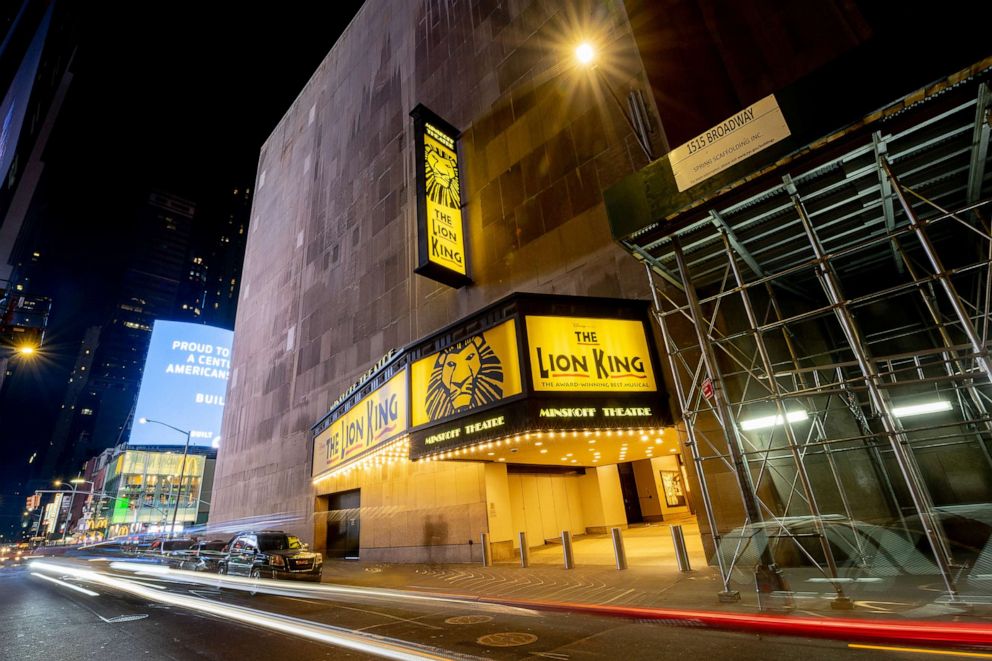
[{"left": 624, "top": 68, "right": 992, "bottom": 606}]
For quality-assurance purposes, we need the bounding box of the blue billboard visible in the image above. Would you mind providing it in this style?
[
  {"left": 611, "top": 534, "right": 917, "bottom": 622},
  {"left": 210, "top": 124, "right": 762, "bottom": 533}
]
[{"left": 128, "top": 321, "right": 234, "bottom": 448}]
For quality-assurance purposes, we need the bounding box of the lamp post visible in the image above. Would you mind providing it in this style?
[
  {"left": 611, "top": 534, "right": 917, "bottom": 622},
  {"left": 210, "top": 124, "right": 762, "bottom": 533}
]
[
  {"left": 54, "top": 478, "right": 92, "bottom": 544},
  {"left": 139, "top": 417, "right": 192, "bottom": 539},
  {"left": 573, "top": 41, "right": 654, "bottom": 161}
]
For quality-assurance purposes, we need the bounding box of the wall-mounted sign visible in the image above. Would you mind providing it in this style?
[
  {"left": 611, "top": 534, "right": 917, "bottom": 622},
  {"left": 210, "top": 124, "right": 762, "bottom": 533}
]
[
  {"left": 668, "top": 94, "right": 791, "bottom": 192},
  {"left": 524, "top": 316, "right": 657, "bottom": 393},
  {"left": 411, "top": 319, "right": 522, "bottom": 427},
  {"left": 312, "top": 370, "right": 408, "bottom": 478},
  {"left": 411, "top": 104, "right": 471, "bottom": 288}
]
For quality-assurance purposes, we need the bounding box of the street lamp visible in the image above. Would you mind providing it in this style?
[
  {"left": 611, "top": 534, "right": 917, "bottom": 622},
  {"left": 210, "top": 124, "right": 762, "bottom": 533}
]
[
  {"left": 55, "top": 478, "right": 92, "bottom": 544},
  {"left": 572, "top": 38, "right": 654, "bottom": 161},
  {"left": 139, "top": 417, "right": 192, "bottom": 539}
]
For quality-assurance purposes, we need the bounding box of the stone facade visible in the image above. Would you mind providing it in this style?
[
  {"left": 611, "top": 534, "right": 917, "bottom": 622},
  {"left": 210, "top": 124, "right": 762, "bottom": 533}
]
[{"left": 210, "top": 0, "right": 662, "bottom": 548}]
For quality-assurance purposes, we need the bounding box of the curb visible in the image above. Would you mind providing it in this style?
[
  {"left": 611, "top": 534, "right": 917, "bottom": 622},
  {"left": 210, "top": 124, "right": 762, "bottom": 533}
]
[{"left": 396, "top": 587, "right": 992, "bottom": 648}]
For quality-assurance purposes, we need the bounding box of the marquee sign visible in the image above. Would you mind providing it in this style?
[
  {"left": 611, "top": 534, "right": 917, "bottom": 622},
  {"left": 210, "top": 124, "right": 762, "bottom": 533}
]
[
  {"left": 524, "top": 316, "right": 657, "bottom": 392},
  {"left": 411, "top": 319, "right": 522, "bottom": 427},
  {"left": 411, "top": 104, "right": 471, "bottom": 288},
  {"left": 312, "top": 369, "right": 408, "bottom": 478}
]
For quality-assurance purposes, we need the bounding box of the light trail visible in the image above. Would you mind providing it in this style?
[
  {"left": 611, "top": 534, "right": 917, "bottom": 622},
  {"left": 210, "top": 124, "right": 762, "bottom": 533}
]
[
  {"left": 30, "top": 571, "right": 100, "bottom": 596},
  {"left": 106, "top": 561, "right": 536, "bottom": 615},
  {"left": 849, "top": 644, "right": 992, "bottom": 658},
  {"left": 30, "top": 560, "right": 477, "bottom": 661}
]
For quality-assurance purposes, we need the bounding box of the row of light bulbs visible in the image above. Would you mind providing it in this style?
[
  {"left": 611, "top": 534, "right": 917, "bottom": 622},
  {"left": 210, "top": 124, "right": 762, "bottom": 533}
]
[
  {"left": 315, "top": 427, "right": 673, "bottom": 482},
  {"left": 313, "top": 437, "right": 412, "bottom": 483},
  {"left": 418, "top": 427, "right": 668, "bottom": 462}
]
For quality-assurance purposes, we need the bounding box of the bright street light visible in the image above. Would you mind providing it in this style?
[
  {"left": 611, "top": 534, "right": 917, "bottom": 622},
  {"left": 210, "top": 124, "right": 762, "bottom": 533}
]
[
  {"left": 17, "top": 345, "right": 35, "bottom": 355},
  {"left": 740, "top": 410, "right": 809, "bottom": 431},
  {"left": 575, "top": 42, "right": 595, "bottom": 66},
  {"left": 891, "top": 400, "right": 952, "bottom": 418}
]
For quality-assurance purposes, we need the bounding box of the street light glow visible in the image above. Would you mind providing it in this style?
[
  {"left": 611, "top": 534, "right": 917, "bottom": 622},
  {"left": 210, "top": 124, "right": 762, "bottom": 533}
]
[
  {"left": 740, "top": 410, "right": 809, "bottom": 431},
  {"left": 139, "top": 417, "right": 148, "bottom": 424},
  {"left": 575, "top": 42, "right": 595, "bottom": 65},
  {"left": 891, "top": 400, "right": 952, "bottom": 418},
  {"left": 17, "top": 345, "right": 35, "bottom": 355}
]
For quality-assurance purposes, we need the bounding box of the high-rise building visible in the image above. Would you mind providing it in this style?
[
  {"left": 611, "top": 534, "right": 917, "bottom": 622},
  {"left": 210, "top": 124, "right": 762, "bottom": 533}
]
[
  {"left": 41, "top": 191, "right": 195, "bottom": 477},
  {"left": 175, "top": 185, "right": 250, "bottom": 329}
]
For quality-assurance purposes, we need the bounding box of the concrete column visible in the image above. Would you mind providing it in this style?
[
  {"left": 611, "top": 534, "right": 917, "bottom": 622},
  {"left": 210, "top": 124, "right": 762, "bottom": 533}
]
[
  {"left": 579, "top": 465, "right": 627, "bottom": 532},
  {"left": 483, "top": 463, "right": 514, "bottom": 561}
]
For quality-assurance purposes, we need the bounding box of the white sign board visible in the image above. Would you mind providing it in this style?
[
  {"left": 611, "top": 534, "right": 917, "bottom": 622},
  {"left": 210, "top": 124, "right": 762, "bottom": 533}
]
[{"left": 669, "top": 95, "right": 790, "bottom": 192}]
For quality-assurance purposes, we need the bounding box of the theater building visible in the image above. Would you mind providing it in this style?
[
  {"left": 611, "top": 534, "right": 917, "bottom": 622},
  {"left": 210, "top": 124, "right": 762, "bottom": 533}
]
[
  {"left": 208, "top": 0, "right": 691, "bottom": 562},
  {"left": 212, "top": 0, "right": 992, "bottom": 591}
]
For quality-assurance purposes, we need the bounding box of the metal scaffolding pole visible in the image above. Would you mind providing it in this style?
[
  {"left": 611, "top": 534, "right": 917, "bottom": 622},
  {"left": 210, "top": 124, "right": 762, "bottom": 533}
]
[
  {"left": 671, "top": 236, "right": 790, "bottom": 597},
  {"left": 891, "top": 236, "right": 992, "bottom": 471},
  {"left": 787, "top": 177, "right": 961, "bottom": 600},
  {"left": 882, "top": 158, "right": 992, "bottom": 382},
  {"left": 720, "top": 231, "right": 852, "bottom": 606},
  {"left": 647, "top": 262, "right": 737, "bottom": 600}
]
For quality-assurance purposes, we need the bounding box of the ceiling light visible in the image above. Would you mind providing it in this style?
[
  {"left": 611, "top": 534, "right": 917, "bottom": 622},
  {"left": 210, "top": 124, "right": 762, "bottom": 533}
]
[
  {"left": 535, "top": 442, "right": 543, "bottom": 446},
  {"left": 540, "top": 449, "right": 548, "bottom": 454},
  {"left": 740, "top": 410, "right": 809, "bottom": 431},
  {"left": 891, "top": 401, "right": 952, "bottom": 418}
]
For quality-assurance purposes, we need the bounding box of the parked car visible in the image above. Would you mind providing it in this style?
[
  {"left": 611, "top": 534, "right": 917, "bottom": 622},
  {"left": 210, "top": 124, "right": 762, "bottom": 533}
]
[
  {"left": 218, "top": 531, "right": 322, "bottom": 584},
  {"left": 172, "top": 539, "right": 230, "bottom": 572},
  {"left": 148, "top": 538, "right": 196, "bottom": 556}
]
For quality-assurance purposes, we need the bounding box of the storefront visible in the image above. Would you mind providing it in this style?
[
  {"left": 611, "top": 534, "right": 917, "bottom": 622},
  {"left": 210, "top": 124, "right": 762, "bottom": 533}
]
[{"left": 311, "top": 293, "right": 691, "bottom": 562}]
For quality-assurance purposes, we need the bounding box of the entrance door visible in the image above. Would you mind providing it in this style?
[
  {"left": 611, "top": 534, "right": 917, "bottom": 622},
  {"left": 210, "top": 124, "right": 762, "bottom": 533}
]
[
  {"left": 325, "top": 489, "right": 361, "bottom": 559},
  {"left": 617, "top": 462, "right": 644, "bottom": 524}
]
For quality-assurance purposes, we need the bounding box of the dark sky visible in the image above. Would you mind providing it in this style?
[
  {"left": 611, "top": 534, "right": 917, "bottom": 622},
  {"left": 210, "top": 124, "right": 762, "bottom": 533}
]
[{"left": 0, "top": 2, "right": 365, "bottom": 539}]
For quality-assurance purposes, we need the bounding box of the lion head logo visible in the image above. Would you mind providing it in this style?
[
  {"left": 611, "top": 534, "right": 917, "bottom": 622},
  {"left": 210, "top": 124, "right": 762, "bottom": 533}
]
[{"left": 425, "top": 335, "right": 504, "bottom": 421}]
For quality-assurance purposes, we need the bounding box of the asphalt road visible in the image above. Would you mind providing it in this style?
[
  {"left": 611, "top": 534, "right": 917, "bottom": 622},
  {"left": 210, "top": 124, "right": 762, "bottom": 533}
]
[{"left": 0, "top": 555, "right": 978, "bottom": 661}]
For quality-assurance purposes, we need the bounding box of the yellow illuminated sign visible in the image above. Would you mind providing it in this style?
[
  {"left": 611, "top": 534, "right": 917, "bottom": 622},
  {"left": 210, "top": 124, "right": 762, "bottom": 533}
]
[
  {"left": 313, "top": 370, "right": 408, "bottom": 476},
  {"left": 424, "top": 124, "right": 466, "bottom": 275},
  {"left": 412, "top": 320, "right": 522, "bottom": 427},
  {"left": 525, "top": 316, "right": 657, "bottom": 392}
]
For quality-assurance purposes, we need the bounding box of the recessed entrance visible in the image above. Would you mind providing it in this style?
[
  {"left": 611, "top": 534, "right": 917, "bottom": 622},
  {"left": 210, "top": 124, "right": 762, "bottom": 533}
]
[
  {"left": 324, "top": 488, "right": 360, "bottom": 559},
  {"left": 617, "top": 462, "right": 644, "bottom": 524}
]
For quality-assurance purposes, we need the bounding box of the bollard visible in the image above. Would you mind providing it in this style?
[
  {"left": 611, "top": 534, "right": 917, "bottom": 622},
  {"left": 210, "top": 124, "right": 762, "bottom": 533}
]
[
  {"left": 481, "top": 532, "right": 492, "bottom": 567},
  {"left": 518, "top": 531, "right": 529, "bottom": 568},
  {"left": 611, "top": 527, "right": 628, "bottom": 570},
  {"left": 670, "top": 524, "right": 691, "bottom": 572},
  {"left": 561, "top": 530, "right": 575, "bottom": 569}
]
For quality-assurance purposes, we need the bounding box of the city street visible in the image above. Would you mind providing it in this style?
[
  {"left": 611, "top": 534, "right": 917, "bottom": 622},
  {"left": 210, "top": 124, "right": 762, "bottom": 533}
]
[{"left": 0, "top": 553, "right": 982, "bottom": 660}]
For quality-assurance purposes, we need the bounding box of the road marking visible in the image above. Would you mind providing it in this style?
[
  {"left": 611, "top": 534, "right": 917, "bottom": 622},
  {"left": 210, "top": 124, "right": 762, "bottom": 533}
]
[
  {"left": 100, "top": 614, "right": 150, "bottom": 623},
  {"left": 445, "top": 615, "right": 493, "bottom": 625},
  {"left": 849, "top": 644, "right": 992, "bottom": 658},
  {"left": 30, "top": 572, "right": 99, "bottom": 596},
  {"left": 477, "top": 632, "right": 538, "bottom": 647},
  {"left": 530, "top": 652, "right": 569, "bottom": 660}
]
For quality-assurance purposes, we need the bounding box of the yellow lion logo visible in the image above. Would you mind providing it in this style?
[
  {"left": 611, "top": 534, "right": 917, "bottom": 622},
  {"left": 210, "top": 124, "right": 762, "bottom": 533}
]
[{"left": 425, "top": 335, "right": 504, "bottom": 421}]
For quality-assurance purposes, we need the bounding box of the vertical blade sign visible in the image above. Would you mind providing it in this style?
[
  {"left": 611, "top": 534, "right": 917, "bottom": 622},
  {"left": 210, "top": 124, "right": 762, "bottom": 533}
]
[{"left": 411, "top": 105, "right": 471, "bottom": 288}]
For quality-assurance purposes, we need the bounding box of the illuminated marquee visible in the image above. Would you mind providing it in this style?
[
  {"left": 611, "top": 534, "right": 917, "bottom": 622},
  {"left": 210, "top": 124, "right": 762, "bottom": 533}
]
[
  {"left": 525, "top": 316, "right": 657, "bottom": 392},
  {"left": 312, "top": 370, "right": 408, "bottom": 477},
  {"left": 411, "top": 105, "right": 471, "bottom": 288},
  {"left": 411, "top": 319, "right": 522, "bottom": 426}
]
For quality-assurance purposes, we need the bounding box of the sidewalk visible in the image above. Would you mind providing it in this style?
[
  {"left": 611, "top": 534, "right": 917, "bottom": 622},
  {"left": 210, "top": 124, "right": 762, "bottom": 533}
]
[{"left": 320, "top": 553, "right": 992, "bottom": 623}]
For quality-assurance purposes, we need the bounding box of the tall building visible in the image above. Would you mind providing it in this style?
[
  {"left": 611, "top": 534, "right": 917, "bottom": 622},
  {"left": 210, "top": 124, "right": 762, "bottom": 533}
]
[
  {"left": 210, "top": 0, "right": 992, "bottom": 606},
  {"left": 175, "top": 185, "right": 250, "bottom": 329},
  {"left": 41, "top": 191, "right": 195, "bottom": 477}
]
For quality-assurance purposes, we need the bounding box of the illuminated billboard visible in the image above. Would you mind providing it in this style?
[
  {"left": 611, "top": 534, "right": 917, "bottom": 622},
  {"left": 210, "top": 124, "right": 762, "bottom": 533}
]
[
  {"left": 524, "top": 316, "right": 657, "bottom": 392},
  {"left": 312, "top": 370, "right": 409, "bottom": 478},
  {"left": 128, "top": 320, "right": 233, "bottom": 447},
  {"left": 411, "top": 319, "right": 522, "bottom": 427}
]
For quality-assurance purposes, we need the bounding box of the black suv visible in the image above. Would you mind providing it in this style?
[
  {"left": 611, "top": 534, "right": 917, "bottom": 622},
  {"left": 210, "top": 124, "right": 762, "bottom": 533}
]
[{"left": 218, "top": 531, "right": 322, "bottom": 583}]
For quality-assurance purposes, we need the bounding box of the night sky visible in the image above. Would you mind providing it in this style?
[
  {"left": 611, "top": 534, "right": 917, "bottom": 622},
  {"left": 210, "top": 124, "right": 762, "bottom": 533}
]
[{"left": 0, "top": 2, "right": 366, "bottom": 539}]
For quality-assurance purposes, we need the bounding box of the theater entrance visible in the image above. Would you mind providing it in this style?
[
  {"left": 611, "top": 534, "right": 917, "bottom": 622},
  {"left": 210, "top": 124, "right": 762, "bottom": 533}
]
[{"left": 324, "top": 488, "right": 361, "bottom": 559}]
